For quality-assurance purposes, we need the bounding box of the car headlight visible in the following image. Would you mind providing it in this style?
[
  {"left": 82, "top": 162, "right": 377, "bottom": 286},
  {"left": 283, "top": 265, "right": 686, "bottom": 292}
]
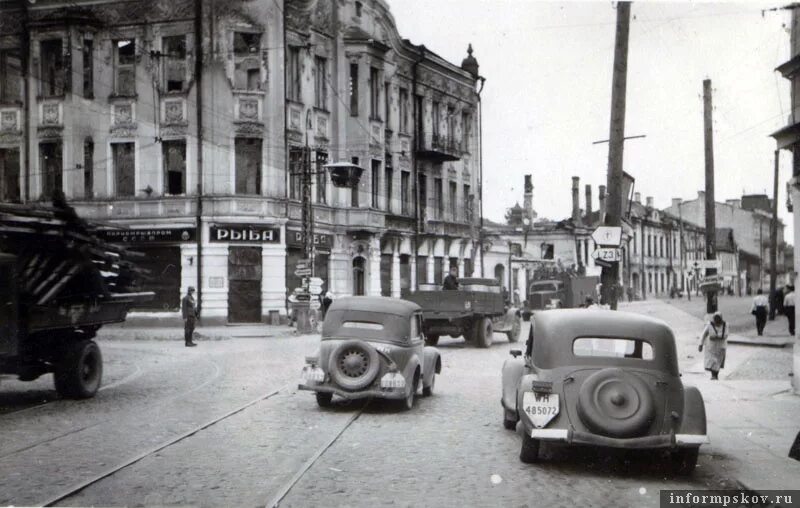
[
  {"left": 380, "top": 372, "right": 406, "bottom": 389},
  {"left": 301, "top": 364, "right": 325, "bottom": 384}
]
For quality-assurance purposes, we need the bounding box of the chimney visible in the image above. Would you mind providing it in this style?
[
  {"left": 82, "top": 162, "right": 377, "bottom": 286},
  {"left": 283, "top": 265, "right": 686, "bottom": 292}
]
[
  {"left": 634, "top": 192, "right": 641, "bottom": 204},
  {"left": 697, "top": 190, "right": 705, "bottom": 201},
  {"left": 598, "top": 185, "right": 606, "bottom": 224},
  {"left": 584, "top": 184, "right": 593, "bottom": 225},
  {"left": 672, "top": 198, "right": 682, "bottom": 208},
  {"left": 523, "top": 174, "right": 533, "bottom": 220},
  {"left": 571, "top": 176, "right": 580, "bottom": 223},
  {"left": 646, "top": 196, "right": 654, "bottom": 208}
]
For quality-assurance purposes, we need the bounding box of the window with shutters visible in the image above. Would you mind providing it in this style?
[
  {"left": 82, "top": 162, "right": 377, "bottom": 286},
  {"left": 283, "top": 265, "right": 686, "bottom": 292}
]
[
  {"left": 114, "top": 39, "right": 136, "bottom": 96},
  {"left": 163, "top": 140, "right": 186, "bottom": 195},
  {"left": 112, "top": 142, "right": 134, "bottom": 197},
  {"left": 235, "top": 138, "right": 261, "bottom": 195},
  {"left": 163, "top": 35, "right": 187, "bottom": 92}
]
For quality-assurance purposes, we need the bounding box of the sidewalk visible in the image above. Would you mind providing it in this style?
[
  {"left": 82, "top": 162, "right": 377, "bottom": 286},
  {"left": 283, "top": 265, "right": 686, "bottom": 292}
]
[
  {"left": 619, "top": 300, "right": 800, "bottom": 491},
  {"left": 97, "top": 322, "right": 302, "bottom": 341}
]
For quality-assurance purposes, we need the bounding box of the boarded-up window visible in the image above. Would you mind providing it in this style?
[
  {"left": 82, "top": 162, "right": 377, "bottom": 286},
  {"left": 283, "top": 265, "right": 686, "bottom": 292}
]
[
  {"left": 114, "top": 39, "right": 136, "bottom": 96},
  {"left": 287, "top": 46, "right": 301, "bottom": 100},
  {"left": 83, "top": 38, "right": 93, "bottom": 98},
  {"left": 0, "top": 49, "right": 22, "bottom": 102},
  {"left": 0, "top": 147, "right": 21, "bottom": 202},
  {"left": 163, "top": 35, "right": 187, "bottom": 92},
  {"left": 316, "top": 150, "right": 328, "bottom": 204},
  {"left": 163, "top": 140, "right": 186, "bottom": 195},
  {"left": 234, "top": 32, "right": 261, "bottom": 91},
  {"left": 40, "top": 39, "right": 65, "bottom": 97},
  {"left": 235, "top": 138, "right": 261, "bottom": 195},
  {"left": 40, "top": 141, "right": 62, "bottom": 199},
  {"left": 84, "top": 139, "right": 94, "bottom": 198},
  {"left": 112, "top": 142, "right": 135, "bottom": 197}
]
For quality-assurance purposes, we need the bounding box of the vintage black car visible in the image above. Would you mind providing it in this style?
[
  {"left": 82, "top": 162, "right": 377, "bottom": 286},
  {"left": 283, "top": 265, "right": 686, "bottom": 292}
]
[
  {"left": 501, "top": 309, "right": 708, "bottom": 474},
  {"left": 299, "top": 296, "right": 441, "bottom": 410}
]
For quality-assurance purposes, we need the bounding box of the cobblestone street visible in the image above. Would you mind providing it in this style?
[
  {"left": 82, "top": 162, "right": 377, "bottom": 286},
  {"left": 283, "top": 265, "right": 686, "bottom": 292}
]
[{"left": 4, "top": 298, "right": 796, "bottom": 508}]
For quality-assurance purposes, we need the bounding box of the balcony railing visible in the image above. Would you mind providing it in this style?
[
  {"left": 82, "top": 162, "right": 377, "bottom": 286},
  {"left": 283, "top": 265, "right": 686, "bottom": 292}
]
[{"left": 416, "top": 132, "right": 461, "bottom": 162}]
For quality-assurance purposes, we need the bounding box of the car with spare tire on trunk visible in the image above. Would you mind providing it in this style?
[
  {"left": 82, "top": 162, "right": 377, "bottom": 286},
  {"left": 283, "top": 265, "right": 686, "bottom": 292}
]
[
  {"left": 404, "top": 278, "right": 521, "bottom": 348},
  {"left": 501, "top": 309, "right": 708, "bottom": 475},
  {"left": 298, "top": 296, "right": 441, "bottom": 410}
]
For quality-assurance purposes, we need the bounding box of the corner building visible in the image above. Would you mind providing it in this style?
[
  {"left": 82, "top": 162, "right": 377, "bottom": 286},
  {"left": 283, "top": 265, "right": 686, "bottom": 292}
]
[{"left": 285, "top": 0, "right": 484, "bottom": 300}]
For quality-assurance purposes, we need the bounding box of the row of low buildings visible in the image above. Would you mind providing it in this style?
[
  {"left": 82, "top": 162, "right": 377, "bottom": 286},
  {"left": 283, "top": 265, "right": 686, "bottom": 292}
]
[
  {"left": 482, "top": 174, "right": 790, "bottom": 303},
  {"left": 0, "top": 0, "right": 486, "bottom": 324}
]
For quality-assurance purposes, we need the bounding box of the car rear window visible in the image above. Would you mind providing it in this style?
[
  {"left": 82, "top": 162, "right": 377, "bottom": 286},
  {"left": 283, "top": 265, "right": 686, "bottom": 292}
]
[
  {"left": 573, "top": 337, "right": 653, "bottom": 360},
  {"left": 341, "top": 321, "right": 384, "bottom": 331}
]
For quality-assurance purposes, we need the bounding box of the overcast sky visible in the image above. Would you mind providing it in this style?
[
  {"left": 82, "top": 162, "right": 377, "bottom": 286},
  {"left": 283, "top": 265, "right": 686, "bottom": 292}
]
[{"left": 387, "top": 0, "right": 794, "bottom": 237}]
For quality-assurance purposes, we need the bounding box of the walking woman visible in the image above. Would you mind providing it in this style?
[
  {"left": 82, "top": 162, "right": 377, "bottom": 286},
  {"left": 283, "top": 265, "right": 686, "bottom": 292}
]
[
  {"left": 699, "top": 312, "right": 728, "bottom": 380},
  {"left": 751, "top": 288, "right": 769, "bottom": 336}
]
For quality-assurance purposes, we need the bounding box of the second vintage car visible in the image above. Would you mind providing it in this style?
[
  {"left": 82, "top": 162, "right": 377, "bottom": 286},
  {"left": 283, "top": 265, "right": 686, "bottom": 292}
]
[
  {"left": 501, "top": 309, "right": 708, "bottom": 474},
  {"left": 299, "top": 296, "right": 441, "bottom": 410}
]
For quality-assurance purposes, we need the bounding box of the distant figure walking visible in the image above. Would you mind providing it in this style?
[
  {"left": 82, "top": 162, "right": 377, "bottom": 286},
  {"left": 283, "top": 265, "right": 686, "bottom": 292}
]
[
  {"left": 751, "top": 289, "right": 769, "bottom": 336},
  {"left": 784, "top": 286, "right": 796, "bottom": 336},
  {"left": 442, "top": 265, "right": 460, "bottom": 290},
  {"left": 699, "top": 312, "right": 727, "bottom": 380},
  {"left": 770, "top": 286, "right": 785, "bottom": 321},
  {"left": 181, "top": 287, "right": 198, "bottom": 347}
]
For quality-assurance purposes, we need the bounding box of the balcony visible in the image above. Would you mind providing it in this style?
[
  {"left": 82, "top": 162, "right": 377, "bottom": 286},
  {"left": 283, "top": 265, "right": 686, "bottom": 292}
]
[{"left": 416, "top": 132, "right": 461, "bottom": 162}]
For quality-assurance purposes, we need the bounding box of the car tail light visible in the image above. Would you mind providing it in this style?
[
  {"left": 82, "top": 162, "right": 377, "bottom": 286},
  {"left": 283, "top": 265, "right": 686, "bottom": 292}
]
[
  {"left": 301, "top": 365, "right": 325, "bottom": 383},
  {"left": 464, "top": 301, "right": 472, "bottom": 310},
  {"left": 380, "top": 372, "right": 405, "bottom": 389}
]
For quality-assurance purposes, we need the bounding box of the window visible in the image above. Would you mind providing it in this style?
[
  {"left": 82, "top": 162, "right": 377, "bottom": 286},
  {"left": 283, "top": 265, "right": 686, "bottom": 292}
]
[
  {"left": 342, "top": 321, "right": 383, "bottom": 330},
  {"left": 449, "top": 180, "right": 457, "bottom": 220},
  {"left": 464, "top": 183, "right": 472, "bottom": 222},
  {"left": 288, "top": 147, "right": 304, "bottom": 201},
  {"left": 418, "top": 173, "right": 427, "bottom": 220},
  {"left": 434, "top": 177, "right": 443, "bottom": 219},
  {"left": 351, "top": 156, "right": 360, "bottom": 207},
  {"left": 415, "top": 95, "right": 424, "bottom": 138},
  {"left": 541, "top": 243, "right": 555, "bottom": 260},
  {"left": 287, "top": 46, "right": 301, "bottom": 100},
  {"left": 647, "top": 273, "right": 652, "bottom": 292},
  {"left": 314, "top": 56, "right": 327, "bottom": 109},
  {"left": 40, "top": 39, "right": 65, "bottom": 96},
  {"left": 461, "top": 112, "right": 470, "bottom": 151},
  {"left": 371, "top": 159, "right": 380, "bottom": 208},
  {"left": 82, "top": 39, "right": 93, "bottom": 98},
  {"left": 40, "top": 141, "right": 62, "bottom": 198},
  {"left": 660, "top": 237, "right": 664, "bottom": 257},
  {"left": 399, "top": 87, "right": 409, "bottom": 133},
  {"left": 234, "top": 32, "right": 261, "bottom": 91},
  {"left": 369, "top": 67, "right": 380, "bottom": 119},
  {"left": 114, "top": 39, "right": 136, "bottom": 96},
  {"left": 385, "top": 164, "right": 393, "bottom": 212},
  {"left": 163, "top": 140, "right": 186, "bottom": 195},
  {"left": 355, "top": 1, "right": 363, "bottom": 16},
  {"left": 384, "top": 83, "right": 391, "bottom": 127},
  {"left": 349, "top": 63, "right": 359, "bottom": 116},
  {"left": 410, "top": 315, "right": 420, "bottom": 339},
  {"left": 0, "top": 147, "right": 20, "bottom": 202},
  {"left": 163, "top": 35, "right": 187, "bottom": 92},
  {"left": 633, "top": 232, "right": 637, "bottom": 254},
  {"left": 112, "top": 142, "right": 134, "bottom": 197},
  {"left": 448, "top": 105, "right": 456, "bottom": 140},
  {"left": 235, "top": 138, "right": 261, "bottom": 195},
  {"left": 315, "top": 150, "right": 328, "bottom": 203},
  {"left": 83, "top": 139, "right": 93, "bottom": 198},
  {"left": 0, "top": 49, "right": 21, "bottom": 102},
  {"left": 647, "top": 235, "right": 651, "bottom": 256},
  {"left": 401, "top": 170, "right": 410, "bottom": 215},
  {"left": 432, "top": 101, "right": 440, "bottom": 136},
  {"left": 573, "top": 337, "right": 653, "bottom": 360}
]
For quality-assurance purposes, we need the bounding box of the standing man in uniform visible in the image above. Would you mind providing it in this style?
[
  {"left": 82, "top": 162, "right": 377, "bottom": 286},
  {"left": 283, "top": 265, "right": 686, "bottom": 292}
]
[
  {"left": 784, "top": 285, "right": 796, "bottom": 336},
  {"left": 182, "top": 286, "right": 198, "bottom": 347}
]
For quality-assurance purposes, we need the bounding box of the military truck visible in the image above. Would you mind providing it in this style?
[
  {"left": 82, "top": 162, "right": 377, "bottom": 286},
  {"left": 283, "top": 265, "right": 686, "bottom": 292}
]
[
  {"left": 405, "top": 278, "right": 521, "bottom": 348},
  {"left": 0, "top": 201, "right": 151, "bottom": 398},
  {"left": 528, "top": 275, "right": 599, "bottom": 310}
]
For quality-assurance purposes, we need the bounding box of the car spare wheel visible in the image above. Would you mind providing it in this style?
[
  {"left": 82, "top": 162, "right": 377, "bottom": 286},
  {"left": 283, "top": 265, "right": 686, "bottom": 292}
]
[
  {"left": 577, "top": 368, "right": 655, "bottom": 438},
  {"left": 328, "top": 340, "right": 381, "bottom": 391}
]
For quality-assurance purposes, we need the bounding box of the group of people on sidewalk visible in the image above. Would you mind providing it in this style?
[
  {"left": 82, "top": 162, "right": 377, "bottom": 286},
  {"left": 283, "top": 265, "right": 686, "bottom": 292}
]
[{"left": 750, "top": 285, "right": 795, "bottom": 336}]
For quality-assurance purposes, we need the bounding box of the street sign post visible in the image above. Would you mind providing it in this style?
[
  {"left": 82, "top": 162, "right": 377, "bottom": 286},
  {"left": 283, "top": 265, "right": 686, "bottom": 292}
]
[
  {"left": 591, "top": 226, "right": 623, "bottom": 247},
  {"left": 592, "top": 247, "right": 621, "bottom": 263},
  {"left": 310, "top": 300, "right": 321, "bottom": 310},
  {"left": 309, "top": 286, "right": 323, "bottom": 296},
  {"left": 308, "top": 277, "right": 324, "bottom": 286}
]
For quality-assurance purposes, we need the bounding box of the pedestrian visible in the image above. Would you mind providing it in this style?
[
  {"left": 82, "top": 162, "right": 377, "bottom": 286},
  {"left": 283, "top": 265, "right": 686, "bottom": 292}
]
[
  {"left": 751, "top": 288, "right": 769, "bottom": 336},
  {"left": 699, "top": 312, "right": 728, "bottom": 380},
  {"left": 442, "top": 265, "right": 460, "bottom": 290},
  {"left": 784, "top": 285, "right": 796, "bottom": 336},
  {"left": 287, "top": 292, "right": 298, "bottom": 327},
  {"left": 321, "top": 290, "right": 334, "bottom": 321},
  {"left": 770, "top": 286, "right": 785, "bottom": 321},
  {"left": 181, "top": 286, "right": 198, "bottom": 347}
]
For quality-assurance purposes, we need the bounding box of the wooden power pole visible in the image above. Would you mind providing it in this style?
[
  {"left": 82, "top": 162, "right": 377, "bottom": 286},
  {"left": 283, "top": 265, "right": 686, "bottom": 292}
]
[
  {"left": 601, "top": 1, "right": 632, "bottom": 310},
  {"left": 703, "top": 78, "right": 717, "bottom": 314},
  {"left": 770, "top": 149, "right": 780, "bottom": 300}
]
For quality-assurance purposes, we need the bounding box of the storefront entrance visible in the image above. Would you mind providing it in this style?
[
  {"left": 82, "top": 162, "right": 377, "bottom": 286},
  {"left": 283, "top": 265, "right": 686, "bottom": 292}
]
[
  {"left": 133, "top": 246, "right": 181, "bottom": 311},
  {"left": 228, "top": 246, "right": 262, "bottom": 323}
]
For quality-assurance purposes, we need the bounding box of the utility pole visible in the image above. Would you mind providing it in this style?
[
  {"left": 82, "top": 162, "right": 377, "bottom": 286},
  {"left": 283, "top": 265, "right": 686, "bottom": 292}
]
[
  {"left": 770, "top": 149, "right": 780, "bottom": 300},
  {"left": 678, "top": 202, "right": 688, "bottom": 301},
  {"left": 703, "top": 78, "right": 717, "bottom": 314},
  {"left": 601, "top": 1, "right": 632, "bottom": 310}
]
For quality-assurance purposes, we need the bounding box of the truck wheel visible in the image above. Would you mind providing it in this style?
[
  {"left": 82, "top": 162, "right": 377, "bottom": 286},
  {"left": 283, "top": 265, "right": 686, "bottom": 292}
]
[
  {"left": 506, "top": 317, "right": 521, "bottom": 343},
  {"left": 476, "top": 318, "right": 493, "bottom": 348},
  {"left": 54, "top": 340, "right": 103, "bottom": 399},
  {"left": 425, "top": 335, "right": 439, "bottom": 346}
]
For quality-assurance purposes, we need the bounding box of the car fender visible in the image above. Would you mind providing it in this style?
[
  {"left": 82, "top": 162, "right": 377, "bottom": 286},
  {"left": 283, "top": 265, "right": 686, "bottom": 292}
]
[
  {"left": 501, "top": 357, "right": 526, "bottom": 413},
  {"left": 422, "top": 346, "right": 441, "bottom": 387},
  {"left": 679, "top": 385, "right": 707, "bottom": 435},
  {"left": 404, "top": 355, "right": 422, "bottom": 392}
]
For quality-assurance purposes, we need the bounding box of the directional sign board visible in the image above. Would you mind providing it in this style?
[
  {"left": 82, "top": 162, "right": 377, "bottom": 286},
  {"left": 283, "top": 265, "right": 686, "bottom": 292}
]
[
  {"left": 592, "top": 247, "right": 621, "bottom": 263},
  {"left": 294, "top": 268, "right": 312, "bottom": 277},
  {"left": 693, "top": 260, "right": 722, "bottom": 271},
  {"left": 295, "top": 260, "right": 311, "bottom": 270},
  {"left": 591, "top": 226, "right": 623, "bottom": 247},
  {"left": 308, "top": 277, "right": 324, "bottom": 286},
  {"left": 309, "top": 286, "right": 323, "bottom": 296}
]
